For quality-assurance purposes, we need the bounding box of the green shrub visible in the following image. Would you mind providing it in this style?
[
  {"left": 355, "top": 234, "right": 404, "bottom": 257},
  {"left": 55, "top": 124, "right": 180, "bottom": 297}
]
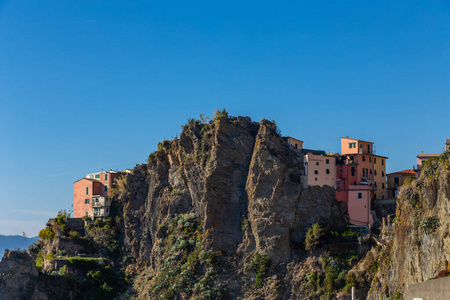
[
  {"left": 403, "top": 177, "right": 416, "bottom": 186},
  {"left": 39, "top": 227, "right": 55, "bottom": 240},
  {"left": 213, "top": 108, "right": 228, "bottom": 122},
  {"left": 68, "top": 230, "right": 81, "bottom": 238},
  {"left": 82, "top": 216, "right": 92, "bottom": 222},
  {"left": 68, "top": 257, "right": 105, "bottom": 273},
  {"left": 147, "top": 214, "right": 222, "bottom": 299},
  {"left": 422, "top": 216, "right": 439, "bottom": 233},
  {"left": 54, "top": 210, "right": 70, "bottom": 224},
  {"left": 305, "top": 223, "right": 325, "bottom": 250},
  {"left": 246, "top": 253, "right": 271, "bottom": 288}
]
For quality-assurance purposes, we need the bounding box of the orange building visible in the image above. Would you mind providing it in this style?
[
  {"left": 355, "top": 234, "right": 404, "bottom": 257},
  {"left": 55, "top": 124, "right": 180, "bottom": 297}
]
[{"left": 73, "top": 170, "right": 124, "bottom": 219}]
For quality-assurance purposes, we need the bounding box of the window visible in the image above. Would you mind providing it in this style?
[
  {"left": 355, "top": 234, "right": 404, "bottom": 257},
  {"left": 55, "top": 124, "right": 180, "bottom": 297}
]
[
  {"left": 106, "top": 207, "right": 109, "bottom": 213},
  {"left": 370, "top": 169, "right": 372, "bottom": 174},
  {"left": 362, "top": 156, "right": 366, "bottom": 162},
  {"left": 369, "top": 157, "right": 372, "bottom": 163},
  {"left": 95, "top": 174, "right": 100, "bottom": 179},
  {"left": 374, "top": 170, "right": 377, "bottom": 175},
  {"left": 394, "top": 178, "right": 399, "bottom": 185},
  {"left": 316, "top": 162, "right": 319, "bottom": 165},
  {"left": 353, "top": 181, "right": 357, "bottom": 185},
  {"left": 326, "top": 159, "right": 330, "bottom": 164},
  {"left": 86, "top": 187, "right": 89, "bottom": 195},
  {"left": 85, "top": 199, "right": 89, "bottom": 204},
  {"left": 294, "top": 143, "right": 298, "bottom": 149},
  {"left": 382, "top": 183, "right": 385, "bottom": 189},
  {"left": 382, "top": 159, "right": 384, "bottom": 165},
  {"left": 104, "top": 186, "right": 108, "bottom": 192},
  {"left": 350, "top": 155, "right": 354, "bottom": 161},
  {"left": 349, "top": 142, "right": 356, "bottom": 148},
  {"left": 315, "top": 177, "right": 318, "bottom": 181},
  {"left": 382, "top": 171, "right": 385, "bottom": 177},
  {"left": 351, "top": 167, "right": 356, "bottom": 176},
  {"left": 368, "top": 145, "right": 371, "bottom": 153},
  {"left": 358, "top": 192, "right": 362, "bottom": 199},
  {"left": 326, "top": 169, "right": 330, "bottom": 174},
  {"left": 85, "top": 211, "right": 88, "bottom": 216},
  {"left": 105, "top": 174, "right": 108, "bottom": 181},
  {"left": 314, "top": 170, "right": 318, "bottom": 174},
  {"left": 374, "top": 157, "right": 377, "bottom": 164},
  {"left": 305, "top": 162, "right": 308, "bottom": 165}
]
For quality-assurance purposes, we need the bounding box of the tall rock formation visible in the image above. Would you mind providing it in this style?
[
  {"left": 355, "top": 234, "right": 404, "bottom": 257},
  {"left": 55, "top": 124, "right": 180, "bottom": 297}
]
[{"left": 368, "top": 153, "right": 450, "bottom": 299}]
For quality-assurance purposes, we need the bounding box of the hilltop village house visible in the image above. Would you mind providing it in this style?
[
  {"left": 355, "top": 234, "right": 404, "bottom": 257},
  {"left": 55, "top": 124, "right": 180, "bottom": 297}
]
[
  {"left": 386, "top": 169, "right": 417, "bottom": 199},
  {"left": 73, "top": 170, "right": 127, "bottom": 219},
  {"left": 288, "top": 136, "right": 388, "bottom": 227},
  {"left": 387, "top": 138, "right": 450, "bottom": 198}
]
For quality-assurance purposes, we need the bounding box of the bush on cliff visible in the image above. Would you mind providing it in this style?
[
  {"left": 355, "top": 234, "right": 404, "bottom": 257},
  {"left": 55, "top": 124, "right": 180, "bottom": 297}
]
[{"left": 305, "top": 223, "right": 325, "bottom": 251}]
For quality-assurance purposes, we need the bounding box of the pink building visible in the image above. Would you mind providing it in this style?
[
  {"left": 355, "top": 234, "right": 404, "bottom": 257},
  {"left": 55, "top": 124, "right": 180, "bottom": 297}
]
[
  {"left": 335, "top": 137, "right": 388, "bottom": 226},
  {"left": 73, "top": 170, "right": 124, "bottom": 219}
]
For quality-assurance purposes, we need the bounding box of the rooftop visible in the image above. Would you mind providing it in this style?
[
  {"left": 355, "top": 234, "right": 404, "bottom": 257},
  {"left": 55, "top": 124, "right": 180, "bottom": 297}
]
[
  {"left": 341, "top": 137, "right": 374, "bottom": 144},
  {"left": 387, "top": 169, "right": 417, "bottom": 176},
  {"left": 417, "top": 153, "right": 441, "bottom": 158}
]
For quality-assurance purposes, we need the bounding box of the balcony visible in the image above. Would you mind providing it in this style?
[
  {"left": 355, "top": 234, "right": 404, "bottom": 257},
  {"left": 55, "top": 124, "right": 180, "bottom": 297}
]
[
  {"left": 92, "top": 196, "right": 110, "bottom": 208},
  {"left": 93, "top": 210, "right": 108, "bottom": 217}
]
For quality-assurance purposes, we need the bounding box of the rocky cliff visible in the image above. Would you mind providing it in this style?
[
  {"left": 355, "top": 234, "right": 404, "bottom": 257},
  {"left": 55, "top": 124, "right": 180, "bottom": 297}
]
[
  {"left": 117, "top": 115, "right": 355, "bottom": 299},
  {"left": 2, "top": 113, "right": 378, "bottom": 300},
  {"left": 368, "top": 152, "right": 450, "bottom": 299}
]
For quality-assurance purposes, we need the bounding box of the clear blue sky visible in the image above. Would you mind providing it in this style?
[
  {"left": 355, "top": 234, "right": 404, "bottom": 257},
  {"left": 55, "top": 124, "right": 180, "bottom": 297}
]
[{"left": 1, "top": 1, "right": 449, "bottom": 236}]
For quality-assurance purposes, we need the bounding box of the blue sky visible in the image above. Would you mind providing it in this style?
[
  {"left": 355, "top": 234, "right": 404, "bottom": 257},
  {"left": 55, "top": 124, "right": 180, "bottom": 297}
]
[{"left": 0, "top": 1, "right": 449, "bottom": 236}]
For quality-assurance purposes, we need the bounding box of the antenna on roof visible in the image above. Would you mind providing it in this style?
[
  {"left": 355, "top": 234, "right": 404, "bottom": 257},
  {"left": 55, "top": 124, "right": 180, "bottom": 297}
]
[{"left": 346, "top": 136, "right": 349, "bottom": 138}]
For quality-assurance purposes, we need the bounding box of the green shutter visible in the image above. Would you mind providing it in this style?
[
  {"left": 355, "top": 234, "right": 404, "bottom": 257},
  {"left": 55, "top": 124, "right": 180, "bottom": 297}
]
[
  {"left": 86, "top": 187, "right": 89, "bottom": 195},
  {"left": 105, "top": 174, "right": 108, "bottom": 181}
]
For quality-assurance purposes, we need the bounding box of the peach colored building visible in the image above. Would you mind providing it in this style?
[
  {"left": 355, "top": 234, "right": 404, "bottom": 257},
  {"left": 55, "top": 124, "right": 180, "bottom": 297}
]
[
  {"left": 286, "top": 137, "right": 303, "bottom": 150},
  {"left": 74, "top": 170, "right": 123, "bottom": 219},
  {"left": 304, "top": 153, "right": 336, "bottom": 187},
  {"left": 387, "top": 169, "right": 417, "bottom": 199}
]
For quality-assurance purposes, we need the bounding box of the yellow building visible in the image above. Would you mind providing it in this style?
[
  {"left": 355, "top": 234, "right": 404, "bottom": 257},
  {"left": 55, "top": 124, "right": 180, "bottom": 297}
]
[
  {"left": 373, "top": 155, "right": 388, "bottom": 199},
  {"left": 286, "top": 136, "right": 303, "bottom": 150}
]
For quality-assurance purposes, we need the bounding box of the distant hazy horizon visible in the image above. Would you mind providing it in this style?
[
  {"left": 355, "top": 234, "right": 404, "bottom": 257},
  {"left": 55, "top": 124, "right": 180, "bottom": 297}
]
[{"left": 0, "top": 235, "right": 39, "bottom": 259}]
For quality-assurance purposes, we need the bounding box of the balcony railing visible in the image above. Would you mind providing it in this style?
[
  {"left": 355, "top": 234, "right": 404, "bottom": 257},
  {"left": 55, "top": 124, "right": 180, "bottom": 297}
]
[
  {"left": 92, "top": 196, "right": 110, "bottom": 208},
  {"left": 93, "top": 210, "right": 108, "bottom": 217}
]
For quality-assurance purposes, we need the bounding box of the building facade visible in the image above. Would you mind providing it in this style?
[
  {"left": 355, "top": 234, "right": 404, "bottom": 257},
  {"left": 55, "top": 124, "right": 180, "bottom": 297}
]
[
  {"left": 336, "top": 137, "right": 388, "bottom": 226},
  {"left": 304, "top": 153, "right": 336, "bottom": 187},
  {"left": 286, "top": 136, "right": 304, "bottom": 150},
  {"left": 73, "top": 170, "right": 124, "bottom": 219},
  {"left": 386, "top": 169, "right": 417, "bottom": 199}
]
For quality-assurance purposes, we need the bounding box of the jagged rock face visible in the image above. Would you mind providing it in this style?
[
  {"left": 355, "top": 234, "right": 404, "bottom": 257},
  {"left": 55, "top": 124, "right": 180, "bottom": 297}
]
[
  {"left": 119, "top": 117, "right": 347, "bottom": 267},
  {"left": 0, "top": 250, "right": 41, "bottom": 300},
  {"left": 368, "top": 155, "right": 450, "bottom": 299}
]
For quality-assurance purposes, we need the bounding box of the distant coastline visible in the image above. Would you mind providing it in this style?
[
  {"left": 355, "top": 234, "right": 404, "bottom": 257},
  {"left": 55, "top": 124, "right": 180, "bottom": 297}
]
[{"left": 0, "top": 235, "right": 38, "bottom": 259}]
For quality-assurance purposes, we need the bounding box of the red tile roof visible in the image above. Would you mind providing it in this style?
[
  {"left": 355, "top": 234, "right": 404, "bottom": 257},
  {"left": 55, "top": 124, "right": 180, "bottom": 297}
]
[{"left": 387, "top": 169, "right": 417, "bottom": 176}]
